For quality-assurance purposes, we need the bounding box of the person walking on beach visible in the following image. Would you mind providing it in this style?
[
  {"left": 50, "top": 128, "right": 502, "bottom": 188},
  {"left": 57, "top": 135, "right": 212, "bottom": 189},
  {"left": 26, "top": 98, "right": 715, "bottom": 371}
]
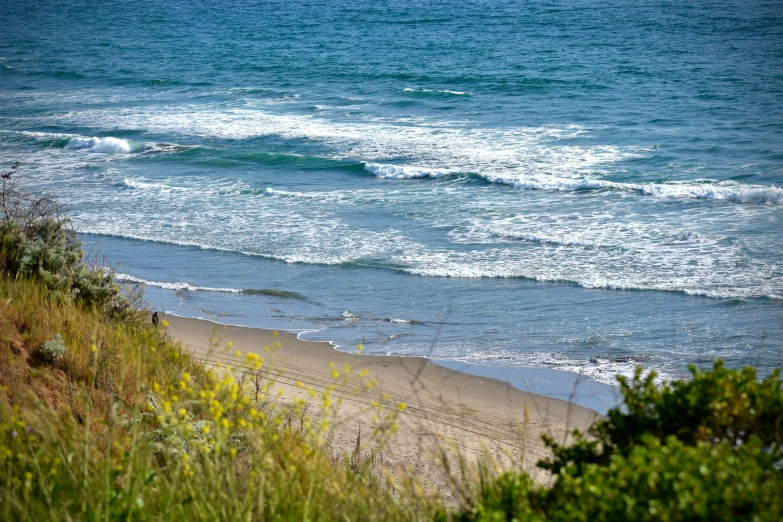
[{"left": 152, "top": 311, "right": 159, "bottom": 327}]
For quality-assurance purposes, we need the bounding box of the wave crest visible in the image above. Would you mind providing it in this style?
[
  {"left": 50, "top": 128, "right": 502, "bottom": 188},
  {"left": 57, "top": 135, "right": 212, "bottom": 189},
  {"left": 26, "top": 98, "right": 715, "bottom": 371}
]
[
  {"left": 115, "top": 274, "right": 306, "bottom": 298},
  {"left": 118, "top": 178, "right": 174, "bottom": 191},
  {"left": 639, "top": 181, "right": 783, "bottom": 205},
  {"left": 402, "top": 87, "right": 470, "bottom": 96},
  {"left": 65, "top": 136, "right": 135, "bottom": 154},
  {"left": 363, "top": 162, "right": 450, "bottom": 179},
  {"left": 364, "top": 162, "right": 783, "bottom": 205},
  {"left": 116, "top": 273, "right": 240, "bottom": 293}
]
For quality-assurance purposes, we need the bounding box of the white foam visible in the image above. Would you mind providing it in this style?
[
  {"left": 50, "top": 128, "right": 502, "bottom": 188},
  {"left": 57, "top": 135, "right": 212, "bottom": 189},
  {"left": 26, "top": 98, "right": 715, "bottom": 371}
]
[
  {"left": 366, "top": 163, "right": 783, "bottom": 205},
  {"left": 52, "top": 104, "right": 783, "bottom": 205},
  {"left": 5, "top": 130, "right": 194, "bottom": 157},
  {"left": 403, "top": 87, "right": 469, "bottom": 95},
  {"left": 115, "top": 273, "right": 241, "bottom": 293},
  {"left": 264, "top": 186, "right": 397, "bottom": 205},
  {"left": 342, "top": 310, "right": 359, "bottom": 321},
  {"left": 52, "top": 105, "right": 635, "bottom": 184},
  {"left": 639, "top": 181, "right": 783, "bottom": 205},
  {"left": 18, "top": 130, "right": 81, "bottom": 139},
  {"left": 363, "top": 162, "right": 450, "bottom": 179},
  {"left": 441, "top": 350, "right": 673, "bottom": 386},
  {"left": 483, "top": 171, "right": 618, "bottom": 191},
  {"left": 119, "top": 178, "right": 175, "bottom": 191},
  {"left": 65, "top": 136, "right": 134, "bottom": 154}
]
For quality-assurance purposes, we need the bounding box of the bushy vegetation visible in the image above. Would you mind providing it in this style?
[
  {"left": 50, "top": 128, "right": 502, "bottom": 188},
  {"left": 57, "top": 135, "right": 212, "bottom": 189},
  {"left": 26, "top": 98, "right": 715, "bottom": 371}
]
[
  {"left": 0, "top": 164, "right": 130, "bottom": 316},
  {"left": 455, "top": 364, "right": 782, "bottom": 521}
]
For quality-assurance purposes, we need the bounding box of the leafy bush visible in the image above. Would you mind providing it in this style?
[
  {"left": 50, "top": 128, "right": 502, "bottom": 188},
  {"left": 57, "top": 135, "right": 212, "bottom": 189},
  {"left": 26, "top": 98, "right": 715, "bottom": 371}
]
[
  {"left": 547, "top": 437, "right": 781, "bottom": 522},
  {"left": 38, "top": 333, "right": 67, "bottom": 363},
  {"left": 456, "top": 363, "right": 783, "bottom": 521},
  {"left": 0, "top": 165, "right": 129, "bottom": 315},
  {"left": 541, "top": 362, "right": 783, "bottom": 475},
  {"left": 460, "top": 437, "right": 781, "bottom": 522}
]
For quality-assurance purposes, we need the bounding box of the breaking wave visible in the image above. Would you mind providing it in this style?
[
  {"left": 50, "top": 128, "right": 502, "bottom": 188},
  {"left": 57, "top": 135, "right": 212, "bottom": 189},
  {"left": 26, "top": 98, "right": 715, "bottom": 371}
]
[
  {"left": 402, "top": 87, "right": 470, "bottom": 96},
  {"left": 65, "top": 136, "right": 137, "bottom": 154},
  {"left": 115, "top": 274, "right": 306, "bottom": 299},
  {"left": 363, "top": 162, "right": 451, "bottom": 179},
  {"left": 364, "top": 162, "right": 783, "bottom": 204}
]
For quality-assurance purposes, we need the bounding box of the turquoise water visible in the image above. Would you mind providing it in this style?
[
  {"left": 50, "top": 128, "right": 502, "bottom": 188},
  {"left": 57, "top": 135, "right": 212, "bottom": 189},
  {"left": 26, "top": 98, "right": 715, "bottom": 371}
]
[{"left": 1, "top": 0, "right": 781, "bottom": 385}]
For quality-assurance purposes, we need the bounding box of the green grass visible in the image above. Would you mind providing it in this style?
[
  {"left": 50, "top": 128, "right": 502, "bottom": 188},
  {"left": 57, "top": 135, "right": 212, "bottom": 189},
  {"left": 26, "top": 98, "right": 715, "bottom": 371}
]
[{"left": 0, "top": 276, "right": 443, "bottom": 521}]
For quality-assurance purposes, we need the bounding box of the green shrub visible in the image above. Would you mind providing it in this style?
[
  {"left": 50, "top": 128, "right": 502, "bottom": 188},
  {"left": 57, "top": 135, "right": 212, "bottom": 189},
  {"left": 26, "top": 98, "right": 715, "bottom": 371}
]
[
  {"left": 38, "top": 333, "right": 67, "bottom": 363},
  {"left": 551, "top": 436, "right": 781, "bottom": 522},
  {"left": 0, "top": 219, "right": 129, "bottom": 314},
  {"left": 460, "top": 437, "right": 781, "bottom": 522},
  {"left": 541, "top": 362, "right": 783, "bottom": 476},
  {"left": 456, "top": 363, "right": 783, "bottom": 521},
  {"left": 0, "top": 166, "right": 130, "bottom": 315}
]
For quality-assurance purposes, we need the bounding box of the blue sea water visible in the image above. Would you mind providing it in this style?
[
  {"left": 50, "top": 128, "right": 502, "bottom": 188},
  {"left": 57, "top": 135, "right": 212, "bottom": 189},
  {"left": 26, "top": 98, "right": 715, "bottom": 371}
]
[{"left": 1, "top": 0, "right": 781, "bottom": 386}]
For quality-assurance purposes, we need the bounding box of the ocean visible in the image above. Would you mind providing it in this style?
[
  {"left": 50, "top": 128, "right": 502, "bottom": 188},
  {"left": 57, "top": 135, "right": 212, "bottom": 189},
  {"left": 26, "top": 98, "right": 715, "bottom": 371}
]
[{"left": 1, "top": 0, "right": 781, "bottom": 388}]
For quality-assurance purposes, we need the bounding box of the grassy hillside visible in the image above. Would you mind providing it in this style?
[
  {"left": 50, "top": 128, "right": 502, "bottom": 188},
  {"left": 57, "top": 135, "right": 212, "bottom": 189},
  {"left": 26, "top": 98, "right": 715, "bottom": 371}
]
[{"left": 0, "top": 274, "right": 443, "bottom": 521}]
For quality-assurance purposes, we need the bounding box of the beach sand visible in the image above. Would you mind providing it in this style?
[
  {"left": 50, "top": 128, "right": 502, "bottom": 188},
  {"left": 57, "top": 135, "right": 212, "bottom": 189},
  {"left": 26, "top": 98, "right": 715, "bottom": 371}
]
[{"left": 165, "top": 314, "right": 602, "bottom": 501}]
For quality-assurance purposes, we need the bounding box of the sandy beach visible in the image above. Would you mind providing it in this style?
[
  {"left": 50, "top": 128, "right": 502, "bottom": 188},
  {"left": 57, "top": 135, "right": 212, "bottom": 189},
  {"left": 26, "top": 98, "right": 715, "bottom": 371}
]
[{"left": 165, "top": 314, "right": 602, "bottom": 499}]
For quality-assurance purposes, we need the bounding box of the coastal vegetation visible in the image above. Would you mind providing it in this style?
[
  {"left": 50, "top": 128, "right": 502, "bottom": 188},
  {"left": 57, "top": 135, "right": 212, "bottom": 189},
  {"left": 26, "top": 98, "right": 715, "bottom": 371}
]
[
  {"left": 1, "top": 172, "right": 780, "bottom": 520},
  {"left": 457, "top": 363, "right": 782, "bottom": 521}
]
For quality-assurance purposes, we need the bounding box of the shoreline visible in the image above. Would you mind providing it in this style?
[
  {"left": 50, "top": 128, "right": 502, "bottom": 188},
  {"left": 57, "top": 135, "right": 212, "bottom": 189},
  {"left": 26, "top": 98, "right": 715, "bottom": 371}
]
[
  {"left": 162, "top": 310, "right": 621, "bottom": 414},
  {"left": 165, "top": 313, "right": 604, "bottom": 496}
]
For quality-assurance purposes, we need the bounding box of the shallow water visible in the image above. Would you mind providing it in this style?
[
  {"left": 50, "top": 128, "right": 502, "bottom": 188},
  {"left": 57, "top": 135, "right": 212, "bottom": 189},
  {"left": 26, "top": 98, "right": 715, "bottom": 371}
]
[{"left": 1, "top": 0, "right": 781, "bottom": 385}]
